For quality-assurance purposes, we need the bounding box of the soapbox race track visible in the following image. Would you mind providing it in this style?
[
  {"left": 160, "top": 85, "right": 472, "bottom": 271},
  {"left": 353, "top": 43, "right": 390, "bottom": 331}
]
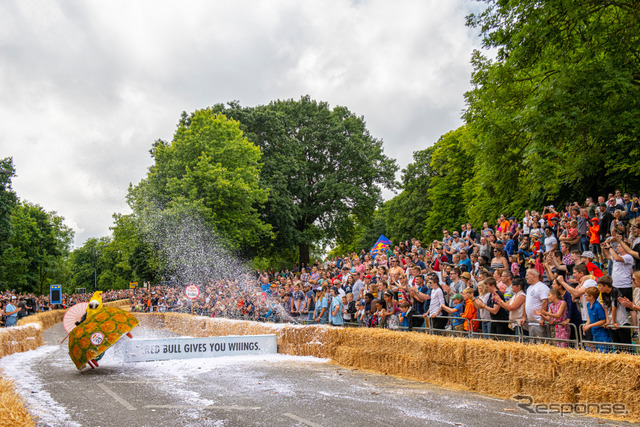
[{"left": 0, "top": 322, "right": 623, "bottom": 427}]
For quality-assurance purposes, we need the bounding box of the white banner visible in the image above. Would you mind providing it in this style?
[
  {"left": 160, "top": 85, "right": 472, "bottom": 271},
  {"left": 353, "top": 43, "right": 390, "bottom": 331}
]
[{"left": 121, "top": 335, "right": 278, "bottom": 363}]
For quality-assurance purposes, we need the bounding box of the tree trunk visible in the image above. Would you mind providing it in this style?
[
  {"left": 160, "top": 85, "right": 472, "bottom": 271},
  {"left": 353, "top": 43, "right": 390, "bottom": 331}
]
[{"left": 298, "top": 243, "right": 310, "bottom": 268}]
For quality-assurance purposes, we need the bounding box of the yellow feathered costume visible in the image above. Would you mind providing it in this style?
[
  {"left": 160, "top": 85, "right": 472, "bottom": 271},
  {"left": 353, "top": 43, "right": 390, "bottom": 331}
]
[{"left": 68, "top": 292, "right": 138, "bottom": 370}]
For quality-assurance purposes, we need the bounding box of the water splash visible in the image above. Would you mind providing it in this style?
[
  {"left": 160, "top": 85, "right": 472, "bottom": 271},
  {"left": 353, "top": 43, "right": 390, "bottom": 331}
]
[{"left": 136, "top": 207, "right": 295, "bottom": 323}]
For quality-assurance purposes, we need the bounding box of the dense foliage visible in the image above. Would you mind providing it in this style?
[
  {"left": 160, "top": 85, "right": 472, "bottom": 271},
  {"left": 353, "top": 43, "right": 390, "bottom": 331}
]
[
  {"left": 208, "top": 96, "right": 398, "bottom": 265},
  {"left": 336, "top": 0, "right": 640, "bottom": 247},
  {"left": 0, "top": 161, "right": 74, "bottom": 294}
]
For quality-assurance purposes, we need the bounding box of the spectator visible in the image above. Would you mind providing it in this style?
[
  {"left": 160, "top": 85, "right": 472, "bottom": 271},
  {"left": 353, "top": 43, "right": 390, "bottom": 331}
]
[
  {"left": 544, "top": 227, "right": 558, "bottom": 254},
  {"left": 398, "top": 301, "right": 413, "bottom": 330},
  {"left": 597, "top": 276, "right": 631, "bottom": 350},
  {"left": 490, "top": 249, "right": 509, "bottom": 271},
  {"left": 422, "top": 277, "right": 446, "bottom": 331},
  {"left": 460, "top": 287, "right": 479, "bottom": 332},
  {"left": 458, "top": 250, "right": 472, "bottom": 273},
  {"left": 536, "top": 288, "right": 569, "bottom": 348},
  {"left": 441, "top": 293, "right": 465, "bottom": 331},
  {"left": 313, "top": 286, "right": 329, "bottom": 324},
  {"left": 476, "top": 277, "right": 512, "bottom": 337},
  {"left": 583, "top": 286, "right": 613, "bottom": 352},
  {"left": 475, "top": 281, "right": 491, "bottom": 335},
  {"left": 525, "top": 268, "right": 550, "bottom": 339},
  {"left": 4, "top": 296, "right": 20, "bottom": 327},
  {"left": 492, "top": 277, "right": 526, "bottom": 336},
  {"left": 301, "top": 283, "right": 315, "bottom": 322},
  {"left": 602, "top": 238, "right": 635, "bottom": 307},
  {"left": 329, "top": 287, "right": 343, "bottom": 326}
]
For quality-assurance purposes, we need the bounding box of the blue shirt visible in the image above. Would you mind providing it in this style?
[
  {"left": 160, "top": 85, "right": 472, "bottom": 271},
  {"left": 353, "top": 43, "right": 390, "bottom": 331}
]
[
  {"left": 587, "top": 300, "right": 612, "bottom": 343},
  {"left": 330, "top": 297, "right": 344, "bottom": 325},
  {"left": 504, "top": 239, "right": 515, "bottom": 256},
  {"left": 5, "top": 303, "right": 17, "bottom": 318},
  {"left": 399, "top": 311, "right": 410, "bottom": 328},
  {"left": 458, "top": 258, "right": 472, "bottom": 273},
  {"left": 315, "top": 296, "right": 328, "bottom": 318},
  {"left": 451, "top": 302, "right": 465, "bottom": 326}
]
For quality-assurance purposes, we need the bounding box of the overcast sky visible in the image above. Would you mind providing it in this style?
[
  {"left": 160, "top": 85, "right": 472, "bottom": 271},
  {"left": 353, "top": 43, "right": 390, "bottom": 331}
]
[{"left": 0, "top": 0, "right": 485, "bottom": 247}]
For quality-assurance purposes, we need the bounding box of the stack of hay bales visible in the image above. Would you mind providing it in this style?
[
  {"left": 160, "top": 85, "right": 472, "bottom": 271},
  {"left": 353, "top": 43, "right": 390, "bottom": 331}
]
[
  {"left": 17, "top": 310, "right": 65, "bottom": 330},
  {"left": 0, "top": 378, "right": 35, "bottom": 426},
  {"left": 0, "top": 324, "right": 43, "bottom": 358}
]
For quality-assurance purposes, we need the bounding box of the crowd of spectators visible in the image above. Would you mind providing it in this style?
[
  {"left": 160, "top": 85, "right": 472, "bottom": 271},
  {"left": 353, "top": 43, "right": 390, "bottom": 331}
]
[
  {"left": 3, "top": 191, "right": 640, "bottom": 354},
  {"left": 245, "top": 191, "right": 640, "bottom": 352},
  {"left": 0, "top": 289, "right": 131, "bottom": 327}
]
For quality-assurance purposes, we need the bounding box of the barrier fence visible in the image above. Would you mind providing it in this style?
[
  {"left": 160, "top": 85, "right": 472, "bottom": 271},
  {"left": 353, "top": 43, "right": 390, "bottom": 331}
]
[
  {"left": 128, "top": 302, "right": 640, "bottom": 354},
  {"left": 278, "top": 313, "right": 640, "bottom": 354}
]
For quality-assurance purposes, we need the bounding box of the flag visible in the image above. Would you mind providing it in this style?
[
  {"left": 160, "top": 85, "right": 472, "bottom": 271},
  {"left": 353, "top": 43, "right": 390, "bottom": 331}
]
[{"left": 370, "top": 235, "right": 392, "bottom": 257}]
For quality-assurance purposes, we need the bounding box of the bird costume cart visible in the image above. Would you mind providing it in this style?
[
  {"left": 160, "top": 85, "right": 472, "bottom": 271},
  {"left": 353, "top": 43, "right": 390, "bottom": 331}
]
[{"left": 63, "top": 291, "right": 138, "bottom": 370}]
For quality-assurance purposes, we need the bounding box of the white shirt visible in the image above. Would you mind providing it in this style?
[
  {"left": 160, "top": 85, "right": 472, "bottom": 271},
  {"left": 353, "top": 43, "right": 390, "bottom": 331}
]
[
  {"left": 612, "top": 254, "right": 634, "bottom": 288},
  {"left": 579, "top": 278, "right": 598, "bottom": 321},
  {"left": 522, "top": 216, "right": 531, "bottom": 235},
  {"left": 544, "top": 235, "right": 558, "bottom": 253},
  {"left": 428, "top": 287, "right": 445, "bottom": 317},
  {"left": 525, "top": 281, "right": 550, "bottom": 325}
]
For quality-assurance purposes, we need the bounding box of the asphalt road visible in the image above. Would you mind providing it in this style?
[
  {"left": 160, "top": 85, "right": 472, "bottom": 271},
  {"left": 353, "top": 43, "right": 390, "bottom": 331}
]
[{"left": 0, "top": 322, "right": 628, "bottom": 427}]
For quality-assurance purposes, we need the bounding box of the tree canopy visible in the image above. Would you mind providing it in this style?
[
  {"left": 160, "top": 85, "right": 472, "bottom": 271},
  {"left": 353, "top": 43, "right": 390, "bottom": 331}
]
[
  {"left": 210, "top": 96, "right": 398, "bottom": 265},
  {"left": 463, "top": 0, "right": 640, "bottom": 221},
  {"left": 128, "top": 110, "right": 271, "bottom": 250}
]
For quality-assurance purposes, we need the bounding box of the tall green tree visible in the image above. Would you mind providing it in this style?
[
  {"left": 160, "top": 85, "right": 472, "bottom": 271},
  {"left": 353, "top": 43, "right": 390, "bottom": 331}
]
[
  {"left": 0, "top": 158, "right": 17, "bottom": 286},
  {"left": 3, "top": 202, "right": 73, "bottom": 294},
  {"left": 385, "top": 146, "right": 435, "bottom": 244},
  {"left": 465, "top": 0, "right": 640, "bottom": 218},
  {"left": 69, "top": 237, "right": 108, "bottom": 292},
  {"left": 423, "top": 127, "right": 475, "bottom": 241},
  {"left": 129, "top": 111, "right": 271, "bottom": 249},
  {"left": 210, "top": 96, "right": 398, "bottom": 265}
]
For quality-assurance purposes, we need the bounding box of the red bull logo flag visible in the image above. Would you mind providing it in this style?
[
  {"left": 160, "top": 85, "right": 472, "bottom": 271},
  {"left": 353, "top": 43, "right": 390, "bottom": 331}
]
[{"left": 370, "top": 235, "right": 392, "bottom": 257}]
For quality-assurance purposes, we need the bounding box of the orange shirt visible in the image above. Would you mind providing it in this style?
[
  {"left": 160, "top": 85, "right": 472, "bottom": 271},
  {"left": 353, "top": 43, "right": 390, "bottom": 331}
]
[
  {"left": 462, "top": 299, "right": 479, "bottom": 332},
  {"left": 588, "top": 223, "right": 600, "bottom": 244}
]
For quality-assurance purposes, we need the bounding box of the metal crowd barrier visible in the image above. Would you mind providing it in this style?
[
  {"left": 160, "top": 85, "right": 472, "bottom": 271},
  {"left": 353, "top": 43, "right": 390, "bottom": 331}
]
[
  {"left": 579, "top": 323, "right": 640, "bottom": 354},
  {"left": 518, "top": 322, "right": 580, "bottom": 349},
  {"left": 467, "top": 318, "right": 519, "bottom": 342},
  {"left": 170, "top": 306, "right": 640, "bottom": 354}
]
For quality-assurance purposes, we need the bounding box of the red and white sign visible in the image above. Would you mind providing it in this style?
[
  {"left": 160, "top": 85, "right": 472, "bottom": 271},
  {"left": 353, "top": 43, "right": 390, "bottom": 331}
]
[
  {"left": 90, "top": 332, "right": 105, "bottom": 346},
  {"left": 184, "top": 284, "right": 200, "bottom": 299}
]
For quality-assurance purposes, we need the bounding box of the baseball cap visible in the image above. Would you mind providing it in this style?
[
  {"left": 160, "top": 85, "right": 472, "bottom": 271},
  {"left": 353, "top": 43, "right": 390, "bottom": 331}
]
[
  {"left": 461, "top": 272, "right": 472, "bottom": 280},
  {"left": 581, "top": 251, "right": 595, "bottom": 259},
  {"left": 452, "top": 293, "right": 463, "bottom": 301},
  {"left": 365, "top": 275, "right": 372, "bottom": 279}
]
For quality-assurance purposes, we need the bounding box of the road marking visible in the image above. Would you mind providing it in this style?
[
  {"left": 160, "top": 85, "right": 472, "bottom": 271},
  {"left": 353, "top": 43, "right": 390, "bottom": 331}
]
[
  {"left": 145, "top": 405, "right": 261, "bottom": 411},
  {"left": 282, "top": 413, "right": 323, "bottom": 427},
  {"left": 97, "top": 383, "right": 136, "bottom": 411}
]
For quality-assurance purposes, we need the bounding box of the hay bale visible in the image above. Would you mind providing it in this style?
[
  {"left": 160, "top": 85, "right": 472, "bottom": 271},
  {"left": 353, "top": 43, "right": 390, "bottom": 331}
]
[
  {"left": 0, "top": 324, "right": 42, "bottom": 359},
  {"left": 0, "top": 377, "right": 35, "bottom": 427}
]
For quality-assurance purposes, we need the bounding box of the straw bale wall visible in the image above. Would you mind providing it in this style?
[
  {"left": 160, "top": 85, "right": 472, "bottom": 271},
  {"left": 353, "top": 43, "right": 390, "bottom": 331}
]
[
  {"left": 136, "top": 313, "right": 640, "bottom": 422},
  {"left": 0, "top": 378, "right": 35, "bottom": 426},
  {"left": 0, "top": 324, "right": 42, "bottom": 359}
]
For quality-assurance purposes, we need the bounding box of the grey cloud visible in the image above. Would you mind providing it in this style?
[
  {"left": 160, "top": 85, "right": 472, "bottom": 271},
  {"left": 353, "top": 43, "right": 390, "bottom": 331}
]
[{"left": 0, "top": 0, "right": 485, "bottom": 246}]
